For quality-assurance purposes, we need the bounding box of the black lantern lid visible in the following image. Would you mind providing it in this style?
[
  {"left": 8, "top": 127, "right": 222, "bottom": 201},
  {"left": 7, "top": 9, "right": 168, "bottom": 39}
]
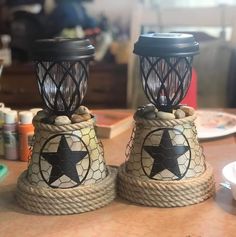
[
  {"left": 32, "top": 38, "right": 95, "bottom": 61},
  {"left": 134, "top": 33, "right": 199, "bottom": 57}
]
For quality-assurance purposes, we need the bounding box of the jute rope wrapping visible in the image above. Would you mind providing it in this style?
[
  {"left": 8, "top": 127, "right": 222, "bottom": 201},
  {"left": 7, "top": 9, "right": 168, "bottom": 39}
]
[
  {"left": 134, "top": 113, "right": 198, "bottom": 127},
  {"left": 118, "top": 110, "right": 215, "bottom": 207},
  {"left": 118, "top": 163, "right": 214, "bottom": 207},
  {"left": 16, "top": 118, "right": 117, "bottom": 215},
  {"left": 16, "top": 167, "right": 117, "bottom": 215},
  {"left": 33, "top": 117, "right": 95, "bottom": 132}
]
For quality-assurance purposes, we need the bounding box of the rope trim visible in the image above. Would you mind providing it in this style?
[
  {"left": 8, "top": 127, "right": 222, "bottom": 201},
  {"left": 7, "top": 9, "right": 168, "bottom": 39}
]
[
  {"left": 33, "top": 117, "right": 95, "bottom": 132},
  {"left": 16, "top": 167, "right": 117, "bottom": 215},
  {"left": 117, "top": 163, "right": 215, "bottom": 207},
  {"left": 134, "top": 113, "right": 197, "bottom": 127}
]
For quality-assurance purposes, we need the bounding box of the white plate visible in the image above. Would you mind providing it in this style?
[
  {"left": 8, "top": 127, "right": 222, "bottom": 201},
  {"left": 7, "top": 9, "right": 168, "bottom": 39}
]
[
  {"left": 196, "top": 110, "right": 236, "bottom": 139},
  {"left": 222, "top": 162, "right": 236, "bottom": 200}
]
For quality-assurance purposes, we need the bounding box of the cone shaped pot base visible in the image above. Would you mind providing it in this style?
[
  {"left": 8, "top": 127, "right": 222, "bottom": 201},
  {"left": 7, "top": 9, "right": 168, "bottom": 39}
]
[
  {"left": 16, "top": 115, "right": 117, "bottom": 215},
  {"left": 117, "top": 105, "right": 215, "bottom": 207}
]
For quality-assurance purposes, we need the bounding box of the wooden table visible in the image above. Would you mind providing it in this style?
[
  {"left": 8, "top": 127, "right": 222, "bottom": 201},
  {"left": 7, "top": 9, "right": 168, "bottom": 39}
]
[{"left": 1, "top": 113, "right": 236, "bottom": 237}]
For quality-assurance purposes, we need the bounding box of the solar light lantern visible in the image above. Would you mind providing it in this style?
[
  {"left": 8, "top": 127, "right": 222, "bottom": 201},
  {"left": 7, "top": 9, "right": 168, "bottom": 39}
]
[
  {"left": 117, "top": 33, "right": 215, "bottom": 208},
  {"left": 16, "top": 38, "right": 117, "bottom": 215},
  {"left": 32, "top": 38, "right": 94, "bottom": 116},
  {"left": 134, "top": 33, "right": 199, "bottom": 112}
]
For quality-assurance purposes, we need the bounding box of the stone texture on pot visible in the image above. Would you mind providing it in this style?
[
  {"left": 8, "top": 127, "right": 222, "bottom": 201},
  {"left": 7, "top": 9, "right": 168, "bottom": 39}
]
[
  {"left": 156, "top": 111, "right": 175, "bottom": 120},
  {"left": 54, "top": 116, "right": 71, "bottom": 126},
  {"left": 71, "top": 113, "right": 91, "bottom": 123}
]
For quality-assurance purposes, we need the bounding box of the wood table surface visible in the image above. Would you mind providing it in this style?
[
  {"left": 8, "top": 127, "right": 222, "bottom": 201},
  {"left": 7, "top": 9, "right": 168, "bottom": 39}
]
[{"left": 1, "top": 110, "right": 236, "bottom": 237}]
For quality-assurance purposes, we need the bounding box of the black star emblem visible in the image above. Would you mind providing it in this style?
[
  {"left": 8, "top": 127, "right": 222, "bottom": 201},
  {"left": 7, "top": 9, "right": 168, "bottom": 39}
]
[
  {"left": 41, "top": 135, "right": 88, "bottom": 185},
  {"left": 144, "top": 129, "right": 189, "bottom": 179}
]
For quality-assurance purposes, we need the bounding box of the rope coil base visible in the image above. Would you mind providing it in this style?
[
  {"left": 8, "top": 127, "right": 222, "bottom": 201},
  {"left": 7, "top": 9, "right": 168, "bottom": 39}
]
[
  {"left": 16, "top": 167, "right": 117, "bottom": 215},
  {"left": 118, "top": 163, "right": 215, "bottom": 207}
]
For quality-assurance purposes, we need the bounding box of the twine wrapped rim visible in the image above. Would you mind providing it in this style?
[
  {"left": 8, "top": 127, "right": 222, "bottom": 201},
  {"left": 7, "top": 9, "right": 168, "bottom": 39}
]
[
  {"left": 16, "top": 166, "right": 117, "bottom": 215},
  {"left": 117, "top": 162, "right": 215, "bottom": 207},
  {"left": 33, "top": 117, "right": 95, "bottom": 132},
  {"left": 134, "top": 112, "right": 197, "bottom": 127}
]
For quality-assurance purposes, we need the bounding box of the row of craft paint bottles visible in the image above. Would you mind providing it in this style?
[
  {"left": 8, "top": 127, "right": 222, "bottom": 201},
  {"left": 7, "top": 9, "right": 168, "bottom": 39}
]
[{"left": 0, "top": 107, "right": 35, "bottom": 162}]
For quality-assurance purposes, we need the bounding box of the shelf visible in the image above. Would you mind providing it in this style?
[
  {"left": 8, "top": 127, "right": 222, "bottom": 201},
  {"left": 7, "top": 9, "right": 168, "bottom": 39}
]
[{"left": 0, "top": 62, "right": 127, "bottom": 109}]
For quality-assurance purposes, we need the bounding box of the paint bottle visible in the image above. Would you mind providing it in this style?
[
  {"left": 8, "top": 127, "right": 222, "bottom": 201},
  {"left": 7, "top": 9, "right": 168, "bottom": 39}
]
[
  {"left": 18, "top": 111, "right": 34, "bottom": 162},
  {"left": 3, "top": 110, "right": 18, "bottom": 160},
  {"left": 0, "top": 107, "right": 11, "bottom": 156}
]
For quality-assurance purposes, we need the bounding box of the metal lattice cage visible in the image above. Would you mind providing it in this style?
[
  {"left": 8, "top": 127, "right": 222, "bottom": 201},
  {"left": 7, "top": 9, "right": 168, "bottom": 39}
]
[
  {"left": 134, "top": 33, "right": 199, "bottom": 111},
  {"left": 140, "top": 56, "right": 193, "bottom": 111},
  {"left": 32, "top": 38, "right": 94, "bottom": 116},
  {"left": 35, "top": 60, "right": 89, "bottom": 116}
]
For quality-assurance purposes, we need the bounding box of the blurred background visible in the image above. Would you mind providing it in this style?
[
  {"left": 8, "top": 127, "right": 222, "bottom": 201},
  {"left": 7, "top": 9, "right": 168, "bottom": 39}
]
[{"left": 0, "top": 0, "right": 236, "bottom": 109}]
